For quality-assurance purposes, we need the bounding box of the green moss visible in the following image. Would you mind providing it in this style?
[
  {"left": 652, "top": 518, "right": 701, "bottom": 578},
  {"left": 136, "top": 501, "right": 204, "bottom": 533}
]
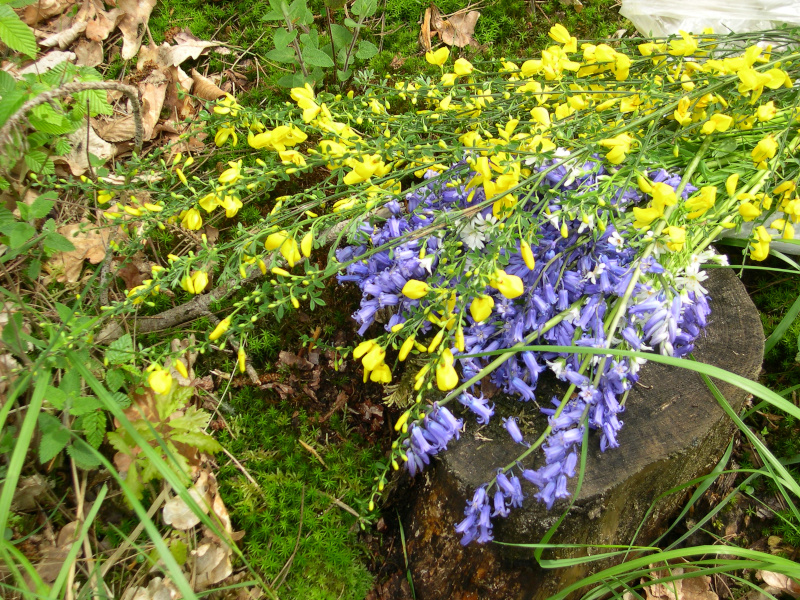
[{"left": 217, "top": 390, "right": 381, "bottom": 599}]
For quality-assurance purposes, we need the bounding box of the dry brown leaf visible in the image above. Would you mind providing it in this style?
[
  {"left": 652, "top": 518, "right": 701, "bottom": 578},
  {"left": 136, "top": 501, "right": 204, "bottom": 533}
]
[
  {"left": 18, "top": 51, "right": 76, "bottom": 75},
  {"left": 560, "top": 0, "right": 584, "bottom": 11},
  {"left": 641, "top": 565, "right": 718, "bottom": 600},
  {"left": 23, "top": 0, "right": 75, "bottom": 26},
  {"left": 55, "top": 124, "right": 115, "bottom": 176},
  {"left": 139, "top": 70, "right": 170, "bottom": 141},
  {"left": 85, "top": 0, "right": 123, "bottom": 41},
  {"left": 419, "top": 6, "right": 432, "bottom": 52},
  {"left": 117, "top": 0, "right": 157, "bottom": 60},
  {"left": 40, "top": 20, "right": 87, "bottom": 49},
  {"left": 163, "top": 471, "right": 211, "bottom": 530},
  {"left": 191, "top": 69, "right": 225, "bottom": 101},
  {"left": 121, "top": 576, "right": 180, "bottom": 600},
  {"left": 278, "top": 350, "right": 314, "bottom": 371},
  {"left": 47, "top": 219, "right": 110, "bottom": 283},
  {"left": 439, "top": 10, "right": 480, "bottom": 48},
  {"left": 31, "top": 522, "right": 78, "bottom": 585},
  {"left": 93, "top": 114, "right": 137, "bottom": 142},
  {"left": 161, "top": 38, "right": 218, "bottom": 67},
  {"left": 11, "top": 474, "right": 49, "bottom": 511},
  {"left": 758, "top": 571, "right": 800, "bottom": 598},
  {"left": 191, "top": 543, "right": 232, "bottom": 590},
  {"left": 74, "top": 38, "right": 103, "bottom": 66}
]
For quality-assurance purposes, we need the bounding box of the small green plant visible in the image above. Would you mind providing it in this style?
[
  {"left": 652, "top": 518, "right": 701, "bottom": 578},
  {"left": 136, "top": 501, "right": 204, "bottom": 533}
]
[
  {"left": 263, "top": 0, "right": 379, "bottom": 87},
  {"left": 0, "top": 0, "right": 37, "bottom": 59}
]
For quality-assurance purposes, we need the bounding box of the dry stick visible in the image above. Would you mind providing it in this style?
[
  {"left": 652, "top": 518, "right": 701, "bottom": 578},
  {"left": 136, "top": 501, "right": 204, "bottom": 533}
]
[
  {"left": 95, "top": 210, "right": 383, "bottom": 343},
  {"left": 0, "top": 81, "right": 144, "bottom": 160}
]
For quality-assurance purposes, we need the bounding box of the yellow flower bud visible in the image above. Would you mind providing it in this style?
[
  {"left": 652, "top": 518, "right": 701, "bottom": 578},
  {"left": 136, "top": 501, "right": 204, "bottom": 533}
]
[
  {"left": 394, "top": 409, "right": 412, "bottom": 431},
  {"left": 490, "top": 271, "right": 525, "bottom": 299},
  {"left": 428, "top": 329, "right": 444, "bottom": 353},
  {"left": 209, "top": 318, "right": 231, "bottom": 341},
  {"left": 520, "top": 241, "right": 535, "bottom": 271},
  {"left": 237, "top": 346, "right": 246, "bottom": 373},
  {"left": 301, "top": 232, "right": 313, "bottom": 257},
  {"left": 402, "top": 279, "right": 430, "bottom": 299},
  {"left": 469, "top": 295, "right": 494, "bottom": 322},
  {"left": 191, "top": 271, "right": 209, "bottom": 294},
  {"left": 173, "top": 360, "right": 189, "bottom": 379},
  {"left": 399, "top": 336, "right": 415, "bottom": 361}
]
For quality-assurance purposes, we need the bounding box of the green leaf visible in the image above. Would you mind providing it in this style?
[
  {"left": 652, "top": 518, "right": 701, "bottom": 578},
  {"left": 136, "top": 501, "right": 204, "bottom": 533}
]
[
  {"left": 343, "top": 17, "right": 361, "bottom": 28},
  {"left": 54, "top": 302, "right": 73, "bottom": 324},
  {"left": 265, "top": 45, "right": 297, "bottom": 63},
  {"left": 274, "top": 27, "right": 297, "bottom": 48},
  {"left": 45, "top": 386, "right": 68, "bottom": 410},
  {"left": 167, "top": 405, "right": 210, "bottom": 431},
  {"left": 0, "top": 69, "right": 14, "bottom": 94},
  {"left": 59, "top": 369, "right": 81, "bottom": 396},
  {"left": 67, "top": 442, "right": 103, "bottom": 469},
  {"left": 170, "top": 430, "right": 223, "bottom": 453},
  {"left": 23, "top": 150, "right": 54, "bottom": 176},
  {"left": 351, "top": 0, "right": 376, "bottom": 17},
  {"left": 42, "top": 232, "right": 75, "bottom": 254},
  {"left": 105, "top": 333, "right": 134, "bottom": 365},
  {"left": 69, "top": 396, "right": 102, "bottom": 416},
  {"left": 53, "top": 137, "right": 72, "bottom": 156},
  {"left": 302, "top": 46, "right": 334, "bottom": 68},
  {"left": 82, "top": 410, "right": 106, "bottom": 448},
  {"left": 288, "top": 0, "right": 313, "bottom": 25},
  {"left": 277, "top": 73, "right": 306, "bottom": 88},
  {"left": 169, "top": 539, "right": 188, "bottom": 566},
  {"left": 356, "top": 39, "right": 378, "bottom": 60},
  {"left": 38, "top": 413, "right": 70, "bottom": 464},
  {"left": 26, "top": 258, "right": 41, "bottom": 279},
  {"left": 155, "top": 384, "right": 193, "bottom": 421},
  {"left": 1, "top": 222, "right": 34, "bottom": 248},
  {"left": 329, "top": 23, "right": 352, "bottom": 50},
  {"left": 26, "top": 191, "right": 56, "bottom": 220},
  {"left": 0, "top": 5, "right": 36, "bottom": 57},
  {"left": 0, "top": 87, "right": 25, "bottom": 129},
  {"left": 262, "top": 8, "right": 284, "bottom": 20},
  {"left": 105, "top": 368, "right": 125, "bottom": 392}
]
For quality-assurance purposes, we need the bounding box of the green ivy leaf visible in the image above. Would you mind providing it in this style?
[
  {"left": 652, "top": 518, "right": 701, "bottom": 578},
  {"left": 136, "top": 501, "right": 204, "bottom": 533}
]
[
  {"left": 0, "top": 5, "right": 36, "bottom": 57},
  {"left": 38, "top": 413, "right": 70, "bottom": 463}
]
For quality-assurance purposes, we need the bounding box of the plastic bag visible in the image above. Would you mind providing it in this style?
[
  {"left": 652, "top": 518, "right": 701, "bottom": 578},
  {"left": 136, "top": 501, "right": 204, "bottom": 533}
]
[{"left": 619, "top": 0, "right": 800, "bottom": 38}]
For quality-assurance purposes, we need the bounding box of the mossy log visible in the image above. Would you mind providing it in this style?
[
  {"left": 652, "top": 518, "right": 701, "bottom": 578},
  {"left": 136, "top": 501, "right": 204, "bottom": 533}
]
[{"left": 399, "top": 267, "right": 763, "bottom": 600}]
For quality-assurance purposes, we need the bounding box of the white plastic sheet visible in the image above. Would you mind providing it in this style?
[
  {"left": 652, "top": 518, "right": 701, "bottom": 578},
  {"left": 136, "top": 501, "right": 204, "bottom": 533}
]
[{"left": 619, "top": 0, "right": 800, "bottom": 38}]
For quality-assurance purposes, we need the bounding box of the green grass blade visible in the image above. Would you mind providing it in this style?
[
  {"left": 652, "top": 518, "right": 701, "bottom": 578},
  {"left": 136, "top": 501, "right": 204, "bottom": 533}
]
[
  {"left": 48, "top": 484, "right": 108, "bottom": 600},
  {"left": 764, "top": 291, "right": 800, "bottom": 354}
]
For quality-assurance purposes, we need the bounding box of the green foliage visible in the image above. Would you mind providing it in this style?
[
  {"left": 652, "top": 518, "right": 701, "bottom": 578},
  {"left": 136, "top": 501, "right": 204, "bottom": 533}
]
[
  {"left": 263, "top": 0, "right": 378, "bottom": 87},
  {"left": 107, "top": 383, "right": 222, "bottom": 499},
  {"left": 0, "top": 4, "right": 36, "bottom": 57},
  {"left": 217, "top": 391, "right": 381, "bottom": 599}
]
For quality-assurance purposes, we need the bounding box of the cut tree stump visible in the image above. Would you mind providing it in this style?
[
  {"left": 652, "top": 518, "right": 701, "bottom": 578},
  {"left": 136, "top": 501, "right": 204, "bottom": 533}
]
[{"left": 398, "top": 267, "right": 763, "bottom": 600}]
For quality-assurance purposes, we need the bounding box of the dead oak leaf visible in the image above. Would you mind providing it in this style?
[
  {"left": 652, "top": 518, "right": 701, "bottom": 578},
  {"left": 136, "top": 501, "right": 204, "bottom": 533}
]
[
  {"left": 85, "top": 0, "right": 124, "bottom": 41},
  {"left": 117, "top": 0, "right": 158, "bottom": 60},
  {"left": 439, "top": 10, "right": 480, "bottom": 48},
  {"left": 47, "top": 220, "right": 110, "bottom": 283},
  {"left": 74, "top": 38, "right": 103, "bottom": 67},
  {"left": 758, "top": 571, "right": 800, "bottom": 598}
]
